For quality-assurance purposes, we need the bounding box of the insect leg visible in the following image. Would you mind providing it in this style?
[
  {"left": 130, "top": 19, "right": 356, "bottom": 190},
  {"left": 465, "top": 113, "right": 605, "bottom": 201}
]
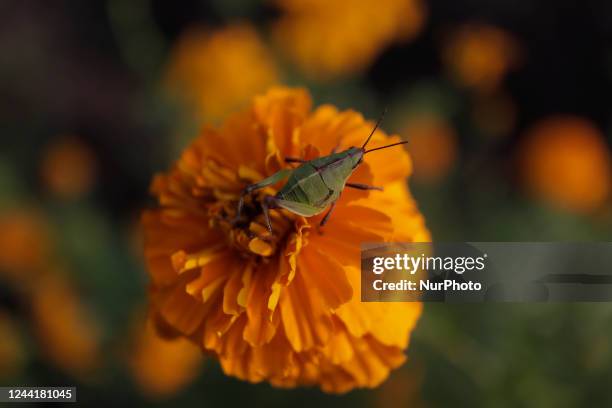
[
  {"left": 284, "top": 157, "right": 306, "bottom": 164},
  {"left": 319, "top": 201, "right": 337, "bottom": 227},
  {"left": 346, "top": 182, "right": 383, "bottom": 191},
  {"left": 235, "top": 188, "right": 251, "bottom": 223},
  {"left": 261, "top": 195, "right": 279, "bottom": 233},
  {"left": 234, "top": 169, "right": 291, "bottom": 224}
]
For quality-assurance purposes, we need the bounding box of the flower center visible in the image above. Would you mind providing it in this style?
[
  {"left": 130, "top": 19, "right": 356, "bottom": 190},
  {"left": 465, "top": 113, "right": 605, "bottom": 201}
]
[{"left": 210, "top": 189, "right": 298, "bottom": 258}]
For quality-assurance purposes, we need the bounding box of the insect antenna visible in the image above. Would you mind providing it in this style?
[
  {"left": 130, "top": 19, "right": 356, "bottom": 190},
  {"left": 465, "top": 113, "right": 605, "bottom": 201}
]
[
  {"left": 361, "top": 107, "right": 388, "bottom": 149},
  {"left": 364, "top": 140, "right": 409, "bottom": 154}
]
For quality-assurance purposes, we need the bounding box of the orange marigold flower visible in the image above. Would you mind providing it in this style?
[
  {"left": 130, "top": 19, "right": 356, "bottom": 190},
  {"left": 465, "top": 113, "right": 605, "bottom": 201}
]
[
  {"left": 128, "top": 315, "right": 203, "bottom": 399},
  {"left": 0, "top": 208, "right": 50, "bottom": 282},
  {"left": 164, "top": 24, "right": 279, "bottom": 121},
  {"left": 31, "top": 272, "right": 102, "bottom": 378},
  {"left": 40, "top": 137, "right": 97, "bottom": 199},
  {"left": 273, "top": 0, "right": 426, "bottom": 80},
  {"left": 142, "top": 87, "right": 429, "bottom": 393},
  {"left": 442, "top": 24, "right": 520, "bottom": 92},
  {"left": 402, "top": 114, "right": 458, "bottom": 183},
  {"left": 517, "top": 116, "right": 612, "bottom": 213}
]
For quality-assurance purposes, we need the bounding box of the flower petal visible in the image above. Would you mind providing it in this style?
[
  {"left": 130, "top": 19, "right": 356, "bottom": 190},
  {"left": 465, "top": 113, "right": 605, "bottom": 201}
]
[
  {"left": 243, "top": 263, "right": 280, "bottom": 346},
  {"left": 254, "top": 87, "right": 312, "bottom": 158},
  {"left": 280, "top": 272, "right": 333, "bottom": 351},
  {"left": 153, "top": 273, "right": 208, "bottom": 335},
  {"left": 299, "top": 246, "right": 353, "bottom": 310}
]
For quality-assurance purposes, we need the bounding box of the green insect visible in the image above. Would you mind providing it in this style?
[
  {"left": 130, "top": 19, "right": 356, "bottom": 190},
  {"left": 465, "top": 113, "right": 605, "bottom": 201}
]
[{"left": 235, "top": 114, "right": 407, "bottom": 233}]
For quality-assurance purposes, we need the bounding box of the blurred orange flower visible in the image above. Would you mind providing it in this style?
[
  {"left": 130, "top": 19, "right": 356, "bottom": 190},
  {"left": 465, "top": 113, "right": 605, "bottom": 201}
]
[
  {"left": 31, "top": 273, "right": 102, "bottom": 378},
  {"left": 129, "top": 316, "right": 203, "bottom": 398},
  {"left": 164, "top": 24, "right": 279, "bottom": 121},
  {"left": 0, "top": 208, "right": 50, "bottom": 283},
  {"left": 402, "top": 114, "right": 458, "bottom": 183},
  {"left": 443, "top": 24, "right": 520, "bottom": 92},
  {"left": 0, "top": 311, "right": 26, "bottom": 380},
  {"left": 273, "top": 0, "right": 426, "bottom": 80},
  {"left": 518, "top": 116, "right": 612, "bottom": 213},
  {"left": 142, "top": 87, "right": 428, "bottom": 392},
  {"left": 40, "top": 137, "right": 96, "bottom": 199}
]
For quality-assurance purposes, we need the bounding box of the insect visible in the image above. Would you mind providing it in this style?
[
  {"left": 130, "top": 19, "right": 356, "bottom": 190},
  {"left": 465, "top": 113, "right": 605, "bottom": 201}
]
[{"left": 234, "top": 113, "right": 408, "bottom": 233}]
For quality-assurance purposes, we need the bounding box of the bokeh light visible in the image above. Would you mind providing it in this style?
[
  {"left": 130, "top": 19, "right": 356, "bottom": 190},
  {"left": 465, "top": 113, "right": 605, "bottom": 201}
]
[
  {"left": 128, "top": 315, "right": 203, "bottom": 399},
  {"left": 402, "top": 113, "right": 458, "bottom": 184},
  {"left": 442, "top": 24, "right": 520, "bottom": 92},
  {"left": 164, "top": 24, "right": 279, "bottom": 121},
  {"left": 40, "top": 137, "right": 97, "bottom": 200},
  {"left": 273, "top": 0, "right": 426, "bottom": 80},
  {"left": 517, "top": 116, "right": 611, "bottom": 213}
]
